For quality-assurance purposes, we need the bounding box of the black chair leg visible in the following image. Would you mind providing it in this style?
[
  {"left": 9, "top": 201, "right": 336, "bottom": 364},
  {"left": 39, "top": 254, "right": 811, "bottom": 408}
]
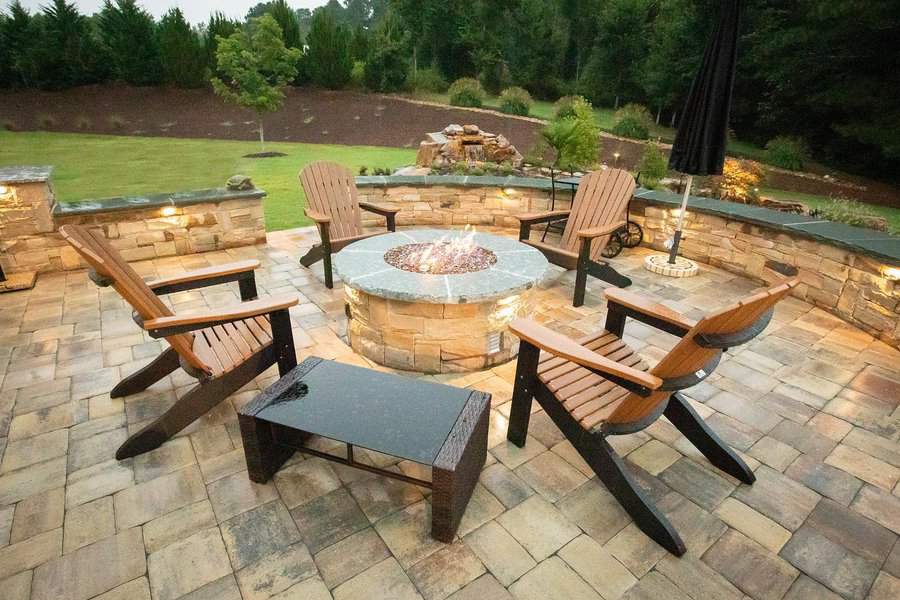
[
  {"left": 582, "top": 434, "right": 687, "bottom": 556},
  {"left": 664, "top": 393, "right": 755, "bottom": 484},
  {"left": 507, "top": 342, "right": 541, "bottom": 447},
  {"left": 323, "top": 250, "right": 334, "bottom": 289},
  {"left": 116, "top": 350, "right": 275, "bottom": 459},
  {"left": 588, "top": 262, "right": 632, "bottom": 289},
  {"left": 110, "top": 346, "right": 180, "bottom": 398}
]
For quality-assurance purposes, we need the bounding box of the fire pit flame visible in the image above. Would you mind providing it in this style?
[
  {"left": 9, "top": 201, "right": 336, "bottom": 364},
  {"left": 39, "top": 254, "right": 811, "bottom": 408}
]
[{"left": 384, "top": 226, "right": 498, "bottom": 275}]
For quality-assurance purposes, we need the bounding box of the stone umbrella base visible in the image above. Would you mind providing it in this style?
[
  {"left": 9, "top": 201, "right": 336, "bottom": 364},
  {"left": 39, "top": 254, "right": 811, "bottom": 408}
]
[{"left": 644, "top": 254, "right": 699, "bottom": 278}]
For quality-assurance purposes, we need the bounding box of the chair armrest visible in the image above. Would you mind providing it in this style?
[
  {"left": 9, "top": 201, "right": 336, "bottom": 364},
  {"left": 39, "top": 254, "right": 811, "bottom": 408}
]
[
  {"left": 148, "top": 260, "right": 259, "bottom": 294},
  {"left": 516, "top": 210, "right": 571, "bottom": 224},
  {"left": 143, "top": 294, "right": 299, "bottom": 338},
  {"left": 509, "top": 319, "right": 662, "bottom": 394},
  {"left": 359, "top": 202, "right": 399, "bottom": 217},
  {"left": 578, "top": 221, "right": 627, "bottom": 239},
  {"left": 604, "top": 288, "right": 696, "bottom": 334},
  {"left": 304, "top": 209, "right": 331, "bottom": 224}
]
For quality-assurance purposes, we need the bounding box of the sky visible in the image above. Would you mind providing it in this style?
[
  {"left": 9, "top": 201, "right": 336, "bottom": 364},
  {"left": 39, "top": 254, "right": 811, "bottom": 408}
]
[{"left": 17, "top": 1, "right": 327, "bottom": 24}]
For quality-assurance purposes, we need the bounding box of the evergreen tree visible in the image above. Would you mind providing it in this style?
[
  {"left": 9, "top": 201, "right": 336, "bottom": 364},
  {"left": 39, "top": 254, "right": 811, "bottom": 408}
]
[
  {"left": 98, "top": 0, "right": 162, "bottom": 85},
  {"left": 158, "top": 8, "right": 205, "bottom": 88},
  {"left": 32, "top": 0, "right": 107, "bottom": 89},
  {"left": 363, "top": 11, "right": 407, "bottom": 92},
  {"left": 350, "top": 24, "right": 369, "bottom": 61},
  {"left": 581, "top": 0, "right": 653, "bottom": 108},
  {"left": 2, "top": 1, "right": 39, "bottom": 86},
  {"left": 205, "top": 12, "right": 239, "bottom": 73},
  {"left": 640, "top": 0, "right": 704, "bottom": 125},
  {"left": 267, "top": 0, "right": 302, "bottom": 49},
  {"left": 305, "top": 9, "right": 353, "bottom": 89},
  {"left": 211, "top": 15, "right": 301, "bottom": 151}
]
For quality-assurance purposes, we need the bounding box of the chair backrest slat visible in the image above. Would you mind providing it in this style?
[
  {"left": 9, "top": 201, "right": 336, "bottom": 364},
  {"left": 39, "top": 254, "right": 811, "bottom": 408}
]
[
  {"left": 59, "top": 225, "right": 211, "bottom": 375},
  {"left": 606, "top": 279, "right": 798, "bottom": 427},
  {"left": 300, "top": 162, "right": 362, "bottom": 240},
  {"left": 561, "top": 169, "right": 636, "bottom": 258}
]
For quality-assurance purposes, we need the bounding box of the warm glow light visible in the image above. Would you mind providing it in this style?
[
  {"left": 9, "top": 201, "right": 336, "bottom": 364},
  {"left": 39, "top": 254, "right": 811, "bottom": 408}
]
[
  {"left": 0, "top": 185, "right": 8, "bottom": 195},
  {"left": 160, "top": 206, "right": 177, "bottom": 217},
  {"left": 490, "top": 294, "right": 523, "bottom": 327},
  {"left": 503, "top": 188, "right": 517, "bottom": 195},
  {"left": 884, "top": 266, "right": 900, "bottom": 281}
]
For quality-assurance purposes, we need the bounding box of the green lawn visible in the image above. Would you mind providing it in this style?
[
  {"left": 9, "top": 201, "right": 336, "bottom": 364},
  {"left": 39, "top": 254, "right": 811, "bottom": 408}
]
[{"left": 0, "top": 131, "right": 415, "bottom": 231}]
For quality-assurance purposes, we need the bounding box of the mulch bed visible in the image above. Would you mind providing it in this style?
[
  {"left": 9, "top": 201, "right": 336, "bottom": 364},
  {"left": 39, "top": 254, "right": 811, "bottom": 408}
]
[
  {"left": 1, "top": 84, "right": 897, "bottom": 207},
  {"left": 0, "top": 84, "right": 541, "bottom": 152}
]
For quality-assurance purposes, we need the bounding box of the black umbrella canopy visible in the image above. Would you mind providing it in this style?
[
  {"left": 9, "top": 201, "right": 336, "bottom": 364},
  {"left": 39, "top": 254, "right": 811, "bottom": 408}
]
[{"left": 668, "top": 0, "right": 742, "bottom": 176}]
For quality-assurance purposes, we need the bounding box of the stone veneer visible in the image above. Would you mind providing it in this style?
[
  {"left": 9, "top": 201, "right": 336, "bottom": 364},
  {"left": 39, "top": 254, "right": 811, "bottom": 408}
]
[
  {"left": 334, "top": 230, "right": 547, "bottom": 373},
  {"left": 355, "top": 175, "right": 900, "bottom": 349},
  {"left": 0, "top": 166, "right": 266, "bottom": 275}
]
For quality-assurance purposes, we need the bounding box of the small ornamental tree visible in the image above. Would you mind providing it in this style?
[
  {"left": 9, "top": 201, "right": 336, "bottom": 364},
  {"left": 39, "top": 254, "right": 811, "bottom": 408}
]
[{"left": 211, "top": 15, "right": 300, "bottom": 152}]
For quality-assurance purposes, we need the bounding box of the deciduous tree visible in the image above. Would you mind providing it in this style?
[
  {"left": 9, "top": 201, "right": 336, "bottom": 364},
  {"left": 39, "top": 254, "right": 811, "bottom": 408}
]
[{"left": 211, "top": 15, "right": 301, "bottom": 151}]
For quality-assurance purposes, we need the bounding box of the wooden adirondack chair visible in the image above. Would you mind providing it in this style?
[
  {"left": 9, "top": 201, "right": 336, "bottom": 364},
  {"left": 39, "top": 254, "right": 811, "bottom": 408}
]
[
  {"left": 59, "top": 224, "right": 300, "bottom": 459},
  {"left": 299, "top": 161, "right": 400, "bottom": 288},
  {"left": 517, "top": 168, "right": 636, "bottom": 307},
  {"left": 506, "top": 277, "right": 799, "bottom": 555}
]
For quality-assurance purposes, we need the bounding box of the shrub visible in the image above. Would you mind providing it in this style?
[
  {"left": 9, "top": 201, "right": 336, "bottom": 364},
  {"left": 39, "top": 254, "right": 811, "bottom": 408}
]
[
  {"left": 363, "top": 44, "right": 408, "bottom": 92},
  {"left": 612, "top": 103, "right": 653, "bottom": 140},
  {"left": 410, "top": 67, "right": 448, "bottom": 93},
  {"left": 535, "top": 99, "right": 601, "bottom": 173},
  {"left": 812, "top": 198, "right": 888, "bottom": 232},
  {"left": 554, "top": 95, "right": 591, "bottom": 120},
  {"left": 36, "top": 114, "right": 57, "bottom": 129},
  {"left": 498, "top": 86, "right": 532, "bottom": 116},
  {"left": 108, "top": 114, "right": 127, "bottom": 129},
  {"left": 765, "top": 136, "right": 810, "bottom": 171},
  {"left": 350, "top": 61, "right": 365, "bottom": 88},
  {"left": 74, "top": 115, "right": 92, "bottom": 130},
  {"left": 448, "top": 78, "right": 485, "bottom": 108},
  {"left": 716, "top": 158, "right": 764, "bottom": 203},
  {"left": 638, "top": 142, "right": 668, "bottom": 188}
]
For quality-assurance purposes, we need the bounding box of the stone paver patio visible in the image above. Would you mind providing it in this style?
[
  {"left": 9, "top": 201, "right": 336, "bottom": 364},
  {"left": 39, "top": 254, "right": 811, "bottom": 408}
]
[{"left": 1, "top": 225, "right": 899, "bottom": 600}]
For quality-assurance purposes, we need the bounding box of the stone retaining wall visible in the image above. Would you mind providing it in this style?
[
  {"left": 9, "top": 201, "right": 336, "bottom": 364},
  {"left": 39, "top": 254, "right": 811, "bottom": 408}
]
[
  {"left": 0, "top": 167, "right": 266, "bottom": 275},
  {"left": 356, "top": 178, "right": 900, "bottom": 348}
]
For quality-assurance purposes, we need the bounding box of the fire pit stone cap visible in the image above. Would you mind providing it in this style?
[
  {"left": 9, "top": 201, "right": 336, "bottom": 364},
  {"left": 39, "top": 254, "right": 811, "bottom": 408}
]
[{"left": 333, "top": 229, "right": 549, "bottom": 304}]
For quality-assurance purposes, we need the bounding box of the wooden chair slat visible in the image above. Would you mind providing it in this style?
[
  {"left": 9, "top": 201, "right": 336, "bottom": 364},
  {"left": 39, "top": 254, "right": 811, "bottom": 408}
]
[
  {"left": 606, "top": 280, "right": 799, "bottom": 427},
  {"left": 60, "top": 225, "right": 210, "bottom": 374},
  {"left": 223, "top": 322, "right": 254, "bottom": 359}
]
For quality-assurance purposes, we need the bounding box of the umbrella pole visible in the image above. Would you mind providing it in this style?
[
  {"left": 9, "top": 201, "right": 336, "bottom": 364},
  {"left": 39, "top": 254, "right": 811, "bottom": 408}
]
[{"left": 668, "top": 174, "right": 693, "bottom": 264}]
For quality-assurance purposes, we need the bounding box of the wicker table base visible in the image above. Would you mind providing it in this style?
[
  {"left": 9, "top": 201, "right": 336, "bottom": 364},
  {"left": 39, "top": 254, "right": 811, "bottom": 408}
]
[{"left": 237, "top": 356, "right": 490, "bottom": 542}]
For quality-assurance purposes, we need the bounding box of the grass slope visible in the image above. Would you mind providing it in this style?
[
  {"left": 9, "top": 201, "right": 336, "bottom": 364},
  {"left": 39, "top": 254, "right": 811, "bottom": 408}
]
[{"left": 0, "top": 131, "right": 415, "bottom": 231}]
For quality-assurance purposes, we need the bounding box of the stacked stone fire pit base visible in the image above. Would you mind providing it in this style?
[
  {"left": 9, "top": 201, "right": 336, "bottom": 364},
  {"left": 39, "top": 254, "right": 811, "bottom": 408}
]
[{"left": 334, "top": 230, "right": 548, "bottom": 373}]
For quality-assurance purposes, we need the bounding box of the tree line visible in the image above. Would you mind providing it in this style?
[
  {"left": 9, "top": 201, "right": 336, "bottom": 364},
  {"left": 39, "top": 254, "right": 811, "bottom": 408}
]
[{"left": 1, "top": 1, "right": 898, "bottom": 178}]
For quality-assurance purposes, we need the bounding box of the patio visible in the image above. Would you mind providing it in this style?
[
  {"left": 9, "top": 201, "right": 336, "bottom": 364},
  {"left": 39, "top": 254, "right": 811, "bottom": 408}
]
[{"left": 1, "top": 225, "right": 899, "bottom": 600}]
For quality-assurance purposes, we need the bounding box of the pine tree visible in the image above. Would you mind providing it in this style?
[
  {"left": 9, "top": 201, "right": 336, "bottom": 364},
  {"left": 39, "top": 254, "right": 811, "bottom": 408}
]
[
  {"left": 205, "top": 12, "right": 239, "bottom": 74},
  {"left": 305, "top": 9, "right": 353, "bottom": 89},
  {"left": 3, "top": 1, "right": 39, "bottom": 86},
  {"left": 32, "top": 0, "right": 106, "bottom": 89},
  {"left": 158, "top": 8, "right": 206, "bottom": 88},
  {"left": 267, "top": 0, "right": 302, "bottom": 49},
  {"left": 98, "top": 0, "right": 162, "bottom": 85}
]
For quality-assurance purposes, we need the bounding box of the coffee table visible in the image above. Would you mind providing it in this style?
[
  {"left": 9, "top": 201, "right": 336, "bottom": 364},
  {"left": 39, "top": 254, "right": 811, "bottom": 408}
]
[{"left": 237, "top": 356, "right": 491, "bottom": 542}]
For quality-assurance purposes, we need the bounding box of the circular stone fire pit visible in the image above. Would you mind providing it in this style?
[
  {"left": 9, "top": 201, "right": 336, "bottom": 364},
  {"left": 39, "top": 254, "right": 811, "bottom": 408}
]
[{"left": 334, "top": 230, "right": 548, "bottom": 373}]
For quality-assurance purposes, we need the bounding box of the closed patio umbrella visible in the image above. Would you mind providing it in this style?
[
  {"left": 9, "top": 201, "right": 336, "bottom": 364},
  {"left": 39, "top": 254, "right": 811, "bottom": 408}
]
[{"left": 667, "top": 0, "right": 742, "bottom": 264}]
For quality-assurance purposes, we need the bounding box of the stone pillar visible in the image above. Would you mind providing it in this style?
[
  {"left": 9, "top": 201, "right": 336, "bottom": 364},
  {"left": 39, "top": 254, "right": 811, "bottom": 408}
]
[{"left": 0, "top": 166, "right": 56, "bottom": 282}]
